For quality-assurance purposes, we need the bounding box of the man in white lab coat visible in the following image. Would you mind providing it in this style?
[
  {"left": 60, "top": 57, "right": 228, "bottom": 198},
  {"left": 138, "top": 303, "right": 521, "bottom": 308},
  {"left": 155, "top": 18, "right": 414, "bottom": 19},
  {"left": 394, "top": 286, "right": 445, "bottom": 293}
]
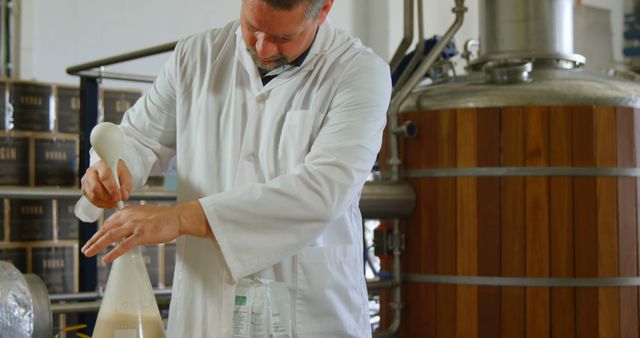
[{"left": 78, "top": 0, "right": 391, "bottom": 336}]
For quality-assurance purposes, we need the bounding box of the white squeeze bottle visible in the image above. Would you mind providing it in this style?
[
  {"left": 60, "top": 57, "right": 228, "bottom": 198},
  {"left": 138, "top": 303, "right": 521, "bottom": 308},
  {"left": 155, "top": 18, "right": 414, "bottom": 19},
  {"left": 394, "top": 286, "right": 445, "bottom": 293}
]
[{"left": 89, "top": 122, "right": 166, "bottom": 338}]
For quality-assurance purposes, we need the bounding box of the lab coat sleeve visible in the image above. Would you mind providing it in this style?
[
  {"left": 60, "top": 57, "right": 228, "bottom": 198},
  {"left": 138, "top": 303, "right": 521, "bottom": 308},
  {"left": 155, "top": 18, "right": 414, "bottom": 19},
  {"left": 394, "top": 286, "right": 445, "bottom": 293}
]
[
  {"left": 117, "top": 43, "right": 179, "bottom": 190},
  {"left": 200, "top": 52, "right": 392, "bottom": 280},
  {"left": 74, "top": 43, "right": 180, "bottom": 222}
]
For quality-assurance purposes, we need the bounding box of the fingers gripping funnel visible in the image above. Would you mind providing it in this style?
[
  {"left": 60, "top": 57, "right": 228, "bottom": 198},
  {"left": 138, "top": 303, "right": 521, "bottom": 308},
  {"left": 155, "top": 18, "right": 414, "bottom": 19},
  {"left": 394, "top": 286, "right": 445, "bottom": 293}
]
[
  {"left": 90, "top": 122, "right": 125, "bottom": 209},
  {"left": 90, "top": 122, "right": 123, "bottom": 170}
]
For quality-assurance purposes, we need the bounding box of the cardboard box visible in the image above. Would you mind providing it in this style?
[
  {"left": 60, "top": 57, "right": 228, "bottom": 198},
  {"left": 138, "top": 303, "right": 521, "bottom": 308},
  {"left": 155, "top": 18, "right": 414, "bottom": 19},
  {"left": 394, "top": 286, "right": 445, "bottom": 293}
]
[
  {"left": 9, "top": 199, "right": 53, "bottom": 242},
  {"left": 56, "top": 86, "right": 80, "bottom": 134},
  {"left": 0, "top": 246, "right": 27, "bottom": 272},
  {"left": 34, "top": 135, "right": 78, "bottom": 187},
  {"left": 9, "top": 81, "right": 53, "bottom": 132},
  {"left": 101, "top": 88, "right": 142, "bottom": 124},
  {"left": 56, "top": 199, "right": 78, "bottom": 241},
  {"left": 0, "top": 134, "right": 29, "bottom": 185},
  {"left": 31, "top": 245, "right": 78, "bottom": 294}
]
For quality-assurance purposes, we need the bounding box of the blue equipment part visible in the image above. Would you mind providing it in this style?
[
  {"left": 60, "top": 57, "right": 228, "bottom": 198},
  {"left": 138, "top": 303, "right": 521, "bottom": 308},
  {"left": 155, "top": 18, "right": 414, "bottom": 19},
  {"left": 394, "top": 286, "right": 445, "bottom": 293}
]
[{"left": 391, "top": 35, "right": 458, "bottom": 86}]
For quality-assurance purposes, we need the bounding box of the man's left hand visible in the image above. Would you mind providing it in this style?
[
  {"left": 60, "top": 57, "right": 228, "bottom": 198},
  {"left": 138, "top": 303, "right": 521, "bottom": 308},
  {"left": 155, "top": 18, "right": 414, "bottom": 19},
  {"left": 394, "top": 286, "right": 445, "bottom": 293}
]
[{"left": 81, "top": 200, "right": 212, "bottom": 263}]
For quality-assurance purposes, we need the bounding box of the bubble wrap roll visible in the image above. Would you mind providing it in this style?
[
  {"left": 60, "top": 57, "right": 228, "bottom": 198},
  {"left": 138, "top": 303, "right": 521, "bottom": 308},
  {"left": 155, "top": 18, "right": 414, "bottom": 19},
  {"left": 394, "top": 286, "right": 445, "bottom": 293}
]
[{"left": 0, "top": 261, "right": 33, "bottom": 338}]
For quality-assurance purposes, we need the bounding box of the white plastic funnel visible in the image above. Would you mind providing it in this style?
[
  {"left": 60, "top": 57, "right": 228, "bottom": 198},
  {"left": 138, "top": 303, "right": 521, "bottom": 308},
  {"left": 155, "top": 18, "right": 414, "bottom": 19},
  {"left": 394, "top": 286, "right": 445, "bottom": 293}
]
[{"left": 90, "top": 122, "right": 125, "bottom": 209}]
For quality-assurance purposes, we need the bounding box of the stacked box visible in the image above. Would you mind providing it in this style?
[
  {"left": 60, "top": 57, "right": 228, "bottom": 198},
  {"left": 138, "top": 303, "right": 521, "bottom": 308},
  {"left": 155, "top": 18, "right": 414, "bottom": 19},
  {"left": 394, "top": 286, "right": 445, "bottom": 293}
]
[
  {"left": 101, "top": 88, "right": 142, "bottom": 124},
  {"left": 31, "top": 245, "right": 78, "bottom": 294},
  {"left": 0, "top": 246, "right": 27, "bottom": 272},
  {"left": 9, "top": 82, "right": 53, "bottom": 132},
  {"left": 56, "top": 199, "right": 78, "bottom": 241},
  {"left": 164, "top": 243, "right": 176, "bottom": 287},
  {"left": 9, "top": 199, "right": 53, "bottom": 241},
  {"left": 0, "top": 134, "right": 29, "bottom": 185},
  {"left": 56, "top": 86, "right": 80, "bottom": 134},
  {"left": 34, "top": 135, "right": 79, "bottom": 187}
]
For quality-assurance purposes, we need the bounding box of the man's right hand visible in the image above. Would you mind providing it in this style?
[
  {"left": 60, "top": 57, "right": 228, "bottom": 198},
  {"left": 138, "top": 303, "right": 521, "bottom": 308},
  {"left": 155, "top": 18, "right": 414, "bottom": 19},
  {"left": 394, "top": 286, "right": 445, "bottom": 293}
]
[{"left": 81, "top": 159, "right": 132, "bottom": 208}]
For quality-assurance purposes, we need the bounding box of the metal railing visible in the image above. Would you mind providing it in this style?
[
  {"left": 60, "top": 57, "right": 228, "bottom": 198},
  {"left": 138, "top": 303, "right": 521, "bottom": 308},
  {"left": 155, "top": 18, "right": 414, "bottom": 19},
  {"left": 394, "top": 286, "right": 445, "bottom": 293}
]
[{"left": 66, "top": 41, "right": 177, "bottom": 83}]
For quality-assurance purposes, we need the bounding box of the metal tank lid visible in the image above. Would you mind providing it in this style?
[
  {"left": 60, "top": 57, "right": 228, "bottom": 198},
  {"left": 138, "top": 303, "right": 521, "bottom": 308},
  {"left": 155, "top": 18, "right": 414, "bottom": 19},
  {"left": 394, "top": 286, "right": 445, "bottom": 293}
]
[{"left": 399, "top": 68, "right": 640, "bottom": 112}]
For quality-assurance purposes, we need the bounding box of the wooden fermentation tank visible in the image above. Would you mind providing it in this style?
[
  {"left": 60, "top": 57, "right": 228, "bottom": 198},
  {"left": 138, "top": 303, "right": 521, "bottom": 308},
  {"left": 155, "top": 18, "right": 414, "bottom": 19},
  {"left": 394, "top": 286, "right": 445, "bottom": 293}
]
[
  {"left": 380, "top": 102, "right": 640, "bottom": 338},
  {"left": 376, "top": 55, "right": 640, "bottom": 338},
  {"left": 376, "top": 0, "right": 640, "bottom": 335}
]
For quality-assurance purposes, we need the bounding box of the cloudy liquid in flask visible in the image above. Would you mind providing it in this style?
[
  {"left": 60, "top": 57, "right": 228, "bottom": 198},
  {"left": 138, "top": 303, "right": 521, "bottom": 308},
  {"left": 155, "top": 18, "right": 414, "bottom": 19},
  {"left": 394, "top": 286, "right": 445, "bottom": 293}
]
[
  {"left": 92, "top": 247, "right": 166, "bottom": 338},
  {"left": 92, "top": 312, "right": 165, "bottom": 338}
]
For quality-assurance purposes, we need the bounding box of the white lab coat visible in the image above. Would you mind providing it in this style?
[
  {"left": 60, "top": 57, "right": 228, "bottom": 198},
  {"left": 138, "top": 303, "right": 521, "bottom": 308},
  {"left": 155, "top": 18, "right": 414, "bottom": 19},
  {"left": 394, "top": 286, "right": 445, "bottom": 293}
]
[{"left": 88, "top": 20, "right": 391, "bottom": 337}]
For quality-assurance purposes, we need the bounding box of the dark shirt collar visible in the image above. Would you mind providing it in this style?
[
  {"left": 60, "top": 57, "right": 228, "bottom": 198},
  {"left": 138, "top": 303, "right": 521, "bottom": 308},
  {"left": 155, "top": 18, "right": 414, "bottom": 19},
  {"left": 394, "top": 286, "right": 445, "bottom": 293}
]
[{"left": 260, "top": 29, "right": 317, "bottom": 85}]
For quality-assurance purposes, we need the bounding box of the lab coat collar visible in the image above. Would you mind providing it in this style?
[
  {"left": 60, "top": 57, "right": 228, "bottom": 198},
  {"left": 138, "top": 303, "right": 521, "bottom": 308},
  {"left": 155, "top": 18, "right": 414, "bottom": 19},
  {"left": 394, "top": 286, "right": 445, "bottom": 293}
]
[{"left": 234, "top": 19, "right": 337, "bottom": 92}]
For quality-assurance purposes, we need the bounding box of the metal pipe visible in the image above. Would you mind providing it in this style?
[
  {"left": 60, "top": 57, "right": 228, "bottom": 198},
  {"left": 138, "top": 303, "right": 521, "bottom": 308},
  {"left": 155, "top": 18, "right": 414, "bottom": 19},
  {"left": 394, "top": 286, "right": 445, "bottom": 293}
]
[
  {"left": 366, "top": 280, "right": 399, "bottom": 292},
  {"left": 0, "top": 186, "right": 177, "bottom": 200},
  {"left": 387, "top": 0, "right": 467, "bottom": 181},
  {"left": 51, "top": 301, "right": 102, "bottom": 314},
  {"left": 0, "top": 181, "right": 412, "bottom": 216},
  {"left": 49, "top": 282, "right": 396, "bottom": 314},
  {"left": 73, "top": 70, "right": 157, "bottom": 83},
  {"left": 388, "top": 0, "right": 414, "bottom": 73},
  {"left": 360, "top": 180, "right": 415, "bottom": 219},
  {"left": 50, "top": 289, "right": 173, "bottom": 314},
  {"left": 50, "top": 288, "right": 172, "bottom": 303},
  {"left": 66, "top": 41, "right": 177, "bottom": 76},
  {"left": 50, "top": 291, "right": 103, "bottom": 302},
  {"left": 392, "top": 0, "right": 426, "bottom": 96},
  {"left": 7, "top": 0, "right": 17, "bottom": 78},
  {"left": 373, "top": 219, "right": 403, "bottom": 338},
  {"left": 478, "top": 0, "right": 583, "bottom": 67}
]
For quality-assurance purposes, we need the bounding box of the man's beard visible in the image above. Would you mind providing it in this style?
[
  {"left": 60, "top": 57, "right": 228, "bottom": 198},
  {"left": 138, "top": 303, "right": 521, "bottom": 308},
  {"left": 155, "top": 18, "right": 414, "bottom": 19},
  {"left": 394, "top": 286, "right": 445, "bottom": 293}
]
[{"left": 247, "top": 48, "right": 288, "bottom": 72}]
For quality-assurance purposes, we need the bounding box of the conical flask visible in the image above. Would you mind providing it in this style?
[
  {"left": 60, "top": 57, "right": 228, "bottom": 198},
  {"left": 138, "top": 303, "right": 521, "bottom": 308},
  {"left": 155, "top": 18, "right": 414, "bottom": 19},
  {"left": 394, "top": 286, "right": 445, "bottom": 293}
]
[{"left": 92, "top": 246, "right": 166, "bottom": 338}]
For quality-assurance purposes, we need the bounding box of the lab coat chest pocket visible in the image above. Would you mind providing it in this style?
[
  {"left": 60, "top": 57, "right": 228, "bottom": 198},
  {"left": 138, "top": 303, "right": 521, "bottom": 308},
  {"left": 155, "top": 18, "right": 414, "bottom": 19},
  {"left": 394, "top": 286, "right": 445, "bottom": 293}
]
[
  {"left": 295, "top": 245, "right": 366, "bottom": 334},
  {"left": 277, "top": 109, "right": 323, "bottom": 172}
]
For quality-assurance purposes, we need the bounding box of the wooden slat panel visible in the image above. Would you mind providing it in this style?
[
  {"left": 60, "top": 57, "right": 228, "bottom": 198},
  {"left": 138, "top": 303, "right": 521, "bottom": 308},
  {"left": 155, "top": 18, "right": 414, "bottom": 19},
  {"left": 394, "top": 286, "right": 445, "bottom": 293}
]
[
  {"left": 595, "top": 106, "right": 620, "bottom": 338},
  {"left": 436, "top": 109, "right": 457, "bottom": 338},
  {"left": 456, "top": 108, "right": 478, "bottom": 338},
  {"left": 407, "top": 111, "right": 441, "bottom": 337},
  {"left": 477, "top": 107, "right": 501, "bottom": 338},
  {"left": 549, "top": 106, "right": 575, "bottom": 338},
  {"left": 617, "top": 107, "right": 639, "bottom": 338},
  {"left": 573, "top": 105, "right": 599, "bottom": 338},
  {"left": 400, "top": 282, "right": 431, "bottom": 338},
  {"left": 501, "top": 106, "right": 526, "bottom": 338},
  {"left": 403, "top": 110, "right": 439, "bottom": 169},
  {"left": 400, "top": 177, "right": 437, "bottom": 338},
  {"left": 524, "top": 106, "right": 550, "bottom": 338},
  {"left": 402, "top": 181, "right": 424, "bottom": 275}
]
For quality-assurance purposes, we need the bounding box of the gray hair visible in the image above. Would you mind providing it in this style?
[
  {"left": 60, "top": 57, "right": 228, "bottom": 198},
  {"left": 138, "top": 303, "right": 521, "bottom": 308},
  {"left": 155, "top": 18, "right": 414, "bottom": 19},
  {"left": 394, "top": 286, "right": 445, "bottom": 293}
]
[{"left": 246, "top": 0, "right": 326, "bottom": 18}]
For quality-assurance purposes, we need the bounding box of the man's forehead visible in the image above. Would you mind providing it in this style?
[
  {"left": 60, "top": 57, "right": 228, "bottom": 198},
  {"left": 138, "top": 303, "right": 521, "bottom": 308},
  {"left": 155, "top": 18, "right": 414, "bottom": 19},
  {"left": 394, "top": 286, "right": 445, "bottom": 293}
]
[{"left": 241, "top": 0, "right": 309, "bottom": 36}]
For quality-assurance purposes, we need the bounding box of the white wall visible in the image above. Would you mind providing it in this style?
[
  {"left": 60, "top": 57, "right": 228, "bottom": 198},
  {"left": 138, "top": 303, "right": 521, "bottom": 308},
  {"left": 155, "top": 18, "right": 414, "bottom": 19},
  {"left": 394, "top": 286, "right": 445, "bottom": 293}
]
[
  {"left": 19, "top": 0, "right": 362, "bottom": 89},
  {"left": 583, "top": 0, "right": 624, "bottom": 64},
  {"left": 19, "top": 0, "right": 628, "bottom": 88},
  {"left": 386, "top": 0, "right": 479, "bottom": 73}
]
